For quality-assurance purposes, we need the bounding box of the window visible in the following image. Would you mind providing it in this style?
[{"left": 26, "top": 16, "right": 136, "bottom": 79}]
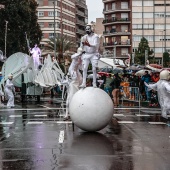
[
  {"left": 132, "top": 24, "right": 142, "bottom": 29},
  {"left": 49, "top": 33, "right": 54, "bottom": 38},
  {"left": 38, "top": 11, "right": 44, "bottom": 17},
  {"left": 143, "top": 13, "right": 153, "bottom": 18},
  {"left": 132, "top": 13, "right": 142, "bottom": 18},
  {"left": 132, "top": 1, "right": 142, "bottom": 6},
  {"left": 121, "top": 13, "right": 128, "bottom": 18},
  {"left": 48, "top": 11, "right": 54, "bottom": 16},
  {"left": 38, "top": 22, "right": 44, "bottom": 28},
  {"left": 121, "top": 2, "right": 128, "bottom": 9},
  {"left": 112, "top": 3, "right": 115, "bottom": 10},
  {"left": 49, "top": 23, "right": 55, "bottom": 28},
  {"left": 155, "top": 24, "right": 164, "bottom": 29},
  {"left": 121, "top": 25, "right": 128, "bottom": 32},
  {"left": 143, "top": 0, "right": 153, "bottom": 6},
  {"left": 121, "top": 48, "right": 128, "bottom": 55}
]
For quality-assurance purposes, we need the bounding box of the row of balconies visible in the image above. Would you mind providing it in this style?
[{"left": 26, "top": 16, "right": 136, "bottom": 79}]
[
  {"left": 103, "top": 30, "right": 131, "bottom": 36},
  {"left": 76, "top": 9, "right": 85, "bottom": 17},
  {"left": 103, "top": 8, "right": 131, "bottom": 13},
  {"left": 103, "top": 17, "right": 130, "bottom": 24},
  {"left": 76, "top": 19, "right": 85, "bottom": 25},
  {"left": 75, "top": 0, "right": 87, "bottom": 9},
  {"left": 103, "top": 41, "right": 131, "bottom": 46},
  {"left": 76, "top": 28, "right": 85, "bottom": 35}
]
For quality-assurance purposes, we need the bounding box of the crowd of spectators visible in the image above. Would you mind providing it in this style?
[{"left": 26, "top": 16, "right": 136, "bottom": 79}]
[{"left": 92, "top": 70, "right": 160, "bottom": 107}]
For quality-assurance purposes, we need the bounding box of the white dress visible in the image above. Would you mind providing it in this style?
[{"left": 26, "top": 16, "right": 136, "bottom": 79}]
[
  {"left": 4, "top": 79, "right": 15, "bottom": 107},
  {"left": 145, "top": 80, "right": 170, "bottom": 118}
]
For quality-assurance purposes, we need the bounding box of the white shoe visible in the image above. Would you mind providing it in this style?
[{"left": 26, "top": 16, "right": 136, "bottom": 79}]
[
  {"left": 93, "top": 84, "right": 97, "bottom": 88},
  {"left": 79, "top": 84, "right": 86, "bottom": 88}
]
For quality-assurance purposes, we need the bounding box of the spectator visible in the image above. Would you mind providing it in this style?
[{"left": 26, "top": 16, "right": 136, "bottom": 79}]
[
  {"left": 110, "top": 73, "right": 121, "bottom": 107},
  {"left": 142, "top": 71, "right": 151, "bottom": 101}
]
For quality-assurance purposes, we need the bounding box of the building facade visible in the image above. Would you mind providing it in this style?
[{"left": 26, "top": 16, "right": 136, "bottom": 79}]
[
  {"left": 103, "top": 0, "right": 131, "bottom": 60},
  {"left": 36, "top": 0, "right": 87, "bottom": 47},
  {"left": 103, "top": 0, "right": 170, "bottom": 64}
]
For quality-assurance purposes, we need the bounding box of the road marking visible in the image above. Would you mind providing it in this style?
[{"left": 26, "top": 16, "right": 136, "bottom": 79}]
[
  {"left": 113, "top": 114, "right": 125, "bottom": 117},
  {"left": 57, "top": 121, "right": 72, "bottom": 124},
  {"left": 58, "top": 130, "right": 65, "bottom": 143},
  {"left": 0, "top": 122, "right": 13, "bottom": 125},
  {"left": 118, "top": 121, "right": 134, "bottom": 124},
  {"left": 34, "top": 115, "right": 47, "bottom": 117},
  {"left": 27, "top": 122, "right": 43, "bottom": 124},
  {"left": 9, "top": 115, "right": 22, "bottom": 118},
  {"left": 136, "top": 114, "right": 150, "bottom": 117},
  {"left": 148, "top": 122, "right": 166, "bottom": 125}
]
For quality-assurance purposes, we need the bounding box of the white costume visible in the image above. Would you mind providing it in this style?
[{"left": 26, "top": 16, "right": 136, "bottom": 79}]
[
  {"left": 4, "top": 75, "right": 15, "bottom": 108},
  {"left": 68, "top": 48, "right": 82, "bottom": 80},
  {"left": 30, "top": 44, "right": 41, "bottom": 70},
  {"left": 144, "top": 70, "right": 170, "bottom": 118},
  {"left": 79, "top": 25, "right": 100, "bottom": 88},
  {"left": 63, "top": 49, "right": 83, "bottom": 119}
]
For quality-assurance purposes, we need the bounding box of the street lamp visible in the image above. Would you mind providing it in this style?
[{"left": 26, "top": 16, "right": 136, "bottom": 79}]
[
  {"left": 132, "top": 34, "right": 136, "bottom": 64},
  {"left": 53, "top": 0, "right": 56, "bottom": 58},
  {"left": 5, "top": 20, "right": 8, "bottom": 58},
  {"left": 160, "top": 30, "right": 165, "bottom": 66}
]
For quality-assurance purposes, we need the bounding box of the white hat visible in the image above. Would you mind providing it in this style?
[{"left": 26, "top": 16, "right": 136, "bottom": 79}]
[
  {"left": 77, "top": 47, "right": 83, "bottom": 54},
  {"left": 8, "top": 74, "right": 13, "bottom": 78},
  {"left": 160, "top": 70, "right": 170, "bottom": 80}
]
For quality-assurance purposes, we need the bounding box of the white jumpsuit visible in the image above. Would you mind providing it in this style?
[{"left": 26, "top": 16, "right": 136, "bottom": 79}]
[
  {"left": 4, "top": 79, "right": 15, "bottom": 107},
  {"left": 145, "top": 80, "right": 170, "bottom": 118},
  {"left": 80, "top": 33, "right": 100, "bottom": 87}
]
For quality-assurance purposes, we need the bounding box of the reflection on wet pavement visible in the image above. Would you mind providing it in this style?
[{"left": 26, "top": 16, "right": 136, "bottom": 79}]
[{"left": 0, "top": 98, "right": 169, "bottom": 169}]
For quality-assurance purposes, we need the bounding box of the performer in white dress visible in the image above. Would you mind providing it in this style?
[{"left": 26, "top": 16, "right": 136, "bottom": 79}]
[
  {"left": 63, "top": 48, "right": 83, "bottom": 120},
  {"left": 4, "top": 74, "right": 15, "bottom": 108},
  {"left": 144, "top": 70, "right": 170, "bottom": 119},
  {"left": 79, "top": 25, "right": 100, "bottom": 88},
  {"left": 29, "top": 44, "right": 41, "bottom": 70}
]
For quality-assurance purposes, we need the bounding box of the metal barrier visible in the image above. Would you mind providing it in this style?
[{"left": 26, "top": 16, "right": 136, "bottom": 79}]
[{"left": 120, "top": 86, "right": 140, "bottom": 108}]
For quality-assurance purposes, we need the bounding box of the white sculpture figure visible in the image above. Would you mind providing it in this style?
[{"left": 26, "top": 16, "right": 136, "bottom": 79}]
[
  {"left": 29, "top": 44, "right": 41, "bottom": 70},
  {"left": 79, "top": 25, "right": 100, "bottom": 88},
  {"left": 4, "top": 74, "right": 15, "bottom": 108},
  {"left": 68, "top": 47, "right": 83, "bottom": 79},
  {"left": 144, "top": 70, "right": 170, "bottom": 119},
  {"left": 63, "top": 49, "right": 83, "bottom": 120}
]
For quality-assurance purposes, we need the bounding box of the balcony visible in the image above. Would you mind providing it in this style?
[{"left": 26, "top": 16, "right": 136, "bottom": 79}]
[
  {"left": 103, "top": 30, "right": 131, "bottom": 36},
  {"left": 76, "top": 29, "right": 85, "bottom": 35},
  {"left": 102, "top": 0, "right": 114, "bottom": 3},
  {"left": 76, "top": 19, "right": 85, "bottom": 26},
  {"left": 75, "top": 0, "right": 87, "bottom": 9},
  {"left": 76, "top": 10, "right": 85, "bottom": 17},
  {"left": 103, "top": 8, "right": 131, "bottom": 14},
  {"left": 103, "top": 41, "right": 131, "bottom": 47},
  {"left": 103, "top": 18, "right": 131, "bottom": 25}
]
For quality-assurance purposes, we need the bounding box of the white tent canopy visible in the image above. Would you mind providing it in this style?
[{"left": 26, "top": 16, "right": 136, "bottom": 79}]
[{"left": 98, "top": 58, "right": 125, "bottom": 69}]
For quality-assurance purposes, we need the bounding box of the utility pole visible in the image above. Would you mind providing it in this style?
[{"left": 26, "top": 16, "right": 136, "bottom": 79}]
[
  {"left": 53, "top": 0, "right": 56, "bottom": 58},
  {"left": 5, "top": 21, "right": 8, "bottom": 58}
]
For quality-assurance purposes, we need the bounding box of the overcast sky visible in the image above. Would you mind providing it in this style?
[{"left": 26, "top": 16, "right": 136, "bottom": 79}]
[{"left": 86, "top": 0, "right": 104, "bottom": 23}]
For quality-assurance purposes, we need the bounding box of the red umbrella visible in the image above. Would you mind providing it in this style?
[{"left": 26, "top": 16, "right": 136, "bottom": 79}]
[{"left": 149, "top": 64, "right": 162, "bottom": 69}]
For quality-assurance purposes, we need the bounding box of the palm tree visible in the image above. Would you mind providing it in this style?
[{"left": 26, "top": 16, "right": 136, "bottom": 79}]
[{"left": 46, "top": 35, "right": 76, "bottom": 64}]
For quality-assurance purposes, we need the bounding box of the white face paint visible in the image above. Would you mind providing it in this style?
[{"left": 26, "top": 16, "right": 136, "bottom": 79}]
[{"left": 85, "top": 26, "right": 92, "bottom": 35}]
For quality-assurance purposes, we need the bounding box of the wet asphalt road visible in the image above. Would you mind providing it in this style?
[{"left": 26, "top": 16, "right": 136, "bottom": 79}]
[{"left": 0, "top": 97, "right": 169, "bottom": 170}]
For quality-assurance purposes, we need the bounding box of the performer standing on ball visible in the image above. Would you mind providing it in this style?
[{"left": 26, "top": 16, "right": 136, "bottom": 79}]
[{"left": 79, "top": 24, "right": 100, "bottom": 88}]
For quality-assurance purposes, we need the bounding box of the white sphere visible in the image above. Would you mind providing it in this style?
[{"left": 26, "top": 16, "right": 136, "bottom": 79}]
[{"left": 69, "top": 87, "right": 114, "bottom": 131}]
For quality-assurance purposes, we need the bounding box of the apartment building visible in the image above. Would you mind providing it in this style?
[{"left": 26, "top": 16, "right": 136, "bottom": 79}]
[
  {"left": 36, "top": 0, "right": 87, "bottom": 47},
  {"left": 103, "top": 0, "right": 170, "bottom": 64},
  {"left": 103, "top": 0, "right": 131, "bottom": 59},
  {"left": 132, "top": 0, "right": 170, "bottom": 64}
]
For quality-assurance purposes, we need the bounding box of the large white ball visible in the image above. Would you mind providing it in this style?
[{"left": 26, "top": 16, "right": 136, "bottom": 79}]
[{"left": 69, "top": 87, "right": 114, "bottom": 131}]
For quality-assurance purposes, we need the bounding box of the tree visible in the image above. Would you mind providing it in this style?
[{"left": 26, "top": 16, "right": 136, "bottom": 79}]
[
  {"left": 0, "top": 0, "right": 42, "bottom": 57},
  {"left": 134, "top": 37, "right": 154, "bottom": 65},
  {"left": 163, "top": 51, "right": 170, "bottom": 67},
  {"left": 46, "top": 35, "right": 76, "bottom": 64}
]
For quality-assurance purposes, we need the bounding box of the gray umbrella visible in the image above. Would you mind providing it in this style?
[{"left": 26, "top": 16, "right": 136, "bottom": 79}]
[{"left": 125, "top": 66, "right": 140, "bottom": 71}]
